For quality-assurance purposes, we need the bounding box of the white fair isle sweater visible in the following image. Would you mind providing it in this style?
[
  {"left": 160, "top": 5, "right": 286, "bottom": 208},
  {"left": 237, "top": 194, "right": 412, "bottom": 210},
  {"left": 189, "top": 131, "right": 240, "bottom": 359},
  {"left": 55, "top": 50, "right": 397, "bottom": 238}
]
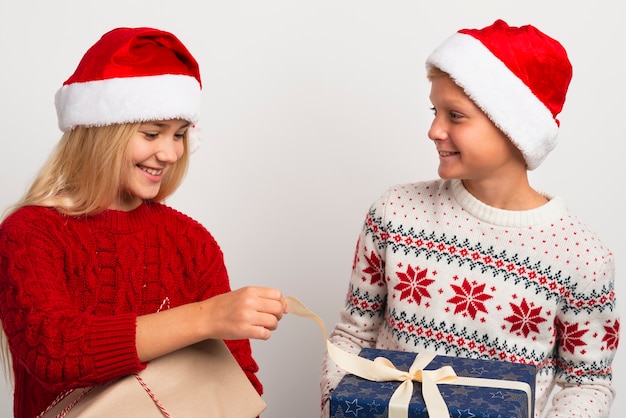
[{"left": 321, "top": 179, "right": 618, "bottom": 418}]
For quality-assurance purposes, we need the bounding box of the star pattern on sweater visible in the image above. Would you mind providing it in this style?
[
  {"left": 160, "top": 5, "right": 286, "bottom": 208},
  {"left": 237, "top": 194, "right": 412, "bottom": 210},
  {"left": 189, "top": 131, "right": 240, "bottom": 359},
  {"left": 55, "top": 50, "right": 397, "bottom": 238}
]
[
  {"left": 602, "top": 319, "right": 620, "bottom": 350},
  {"left": 393, "top": 264, "right": 434, "bottom": 304},
  {"left": 363, "top": 250, "right": 385, "bottom": 286},
  {"left": 503, "top": 298, "right": 547, "bottom": 338},
  {"left": 556, "top": 317, "right": 589, "bottom": 353},
  {"left": 446, "top": 277, "right": 493, "bottom": 319}
]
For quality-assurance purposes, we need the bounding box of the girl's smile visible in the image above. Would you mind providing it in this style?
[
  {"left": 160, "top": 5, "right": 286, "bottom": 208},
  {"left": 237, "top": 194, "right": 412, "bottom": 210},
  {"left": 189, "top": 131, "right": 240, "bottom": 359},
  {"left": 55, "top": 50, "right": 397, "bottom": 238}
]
[{"left": 110, "top": 119, "right": 188, "bottom": 211}]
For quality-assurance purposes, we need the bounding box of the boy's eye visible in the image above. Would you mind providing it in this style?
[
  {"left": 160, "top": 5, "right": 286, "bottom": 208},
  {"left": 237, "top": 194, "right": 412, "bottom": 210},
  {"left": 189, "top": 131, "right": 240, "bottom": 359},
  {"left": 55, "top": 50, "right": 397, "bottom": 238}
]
[
  {"left": 450, "top": 111, "right": 463, "bottom": 120},
  {"left": 429, "top": 106, "right": 437, "bottom": 115}
]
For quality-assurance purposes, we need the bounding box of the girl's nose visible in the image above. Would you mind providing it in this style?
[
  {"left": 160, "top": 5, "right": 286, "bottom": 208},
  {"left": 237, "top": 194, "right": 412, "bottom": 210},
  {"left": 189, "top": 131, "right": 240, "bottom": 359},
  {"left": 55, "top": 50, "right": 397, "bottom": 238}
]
[{"left": 156, "top": 138, "right": 181, "bottom": 163}]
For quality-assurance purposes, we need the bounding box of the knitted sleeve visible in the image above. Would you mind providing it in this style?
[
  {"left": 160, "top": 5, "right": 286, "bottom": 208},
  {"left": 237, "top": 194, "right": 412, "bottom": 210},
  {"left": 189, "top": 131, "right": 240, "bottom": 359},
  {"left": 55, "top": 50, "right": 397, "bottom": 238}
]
[
  {"left": 0, "top": 209, "right": 143, "bottom": 393},
  {"left": 320, "top": 188, "right": 391, "bottom": 409},
  {"left": 543, "top": 241, "right": 618, "bottom": 417}
]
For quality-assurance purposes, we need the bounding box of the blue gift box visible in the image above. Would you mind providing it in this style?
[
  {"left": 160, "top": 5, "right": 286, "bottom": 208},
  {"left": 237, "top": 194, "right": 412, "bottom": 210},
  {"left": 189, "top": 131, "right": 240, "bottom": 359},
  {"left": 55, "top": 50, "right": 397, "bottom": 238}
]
[{"left": 330, "top": 348, "right": 535, "bottom": 418}]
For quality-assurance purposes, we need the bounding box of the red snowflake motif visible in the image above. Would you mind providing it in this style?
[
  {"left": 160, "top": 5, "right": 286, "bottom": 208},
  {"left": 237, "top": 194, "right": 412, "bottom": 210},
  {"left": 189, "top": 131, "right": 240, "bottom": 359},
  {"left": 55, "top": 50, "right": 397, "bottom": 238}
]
[
  {"left": 446, "top": 278, "right": 493, "bottom": 320},
  {"left": 363, "top": 251, "right": 384, "bottom": 286},
  {"left": 504, "top": 298, "right": 547, "bottom": 338},
  {"left": 393, "top": 265, "right": 434, "bottom": 304},
  {"left": 352, "top": 238, "right": 361, "bottom": 270},
  {"left": 555, "top": 318, "right": 589, "bottom": 354},
  {"left": 602, "top": 319, "right": 620, "bottom": 351}
]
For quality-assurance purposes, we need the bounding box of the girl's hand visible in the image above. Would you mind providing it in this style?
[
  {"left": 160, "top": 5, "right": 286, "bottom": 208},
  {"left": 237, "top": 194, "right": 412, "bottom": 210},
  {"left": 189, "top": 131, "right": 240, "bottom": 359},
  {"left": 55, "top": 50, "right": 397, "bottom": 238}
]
[
  {"left": 136, "top": 286, "right": 288, "bottom": 361},
  {"left": 200, "top": 286, "right": 288, "bottom": 341}
]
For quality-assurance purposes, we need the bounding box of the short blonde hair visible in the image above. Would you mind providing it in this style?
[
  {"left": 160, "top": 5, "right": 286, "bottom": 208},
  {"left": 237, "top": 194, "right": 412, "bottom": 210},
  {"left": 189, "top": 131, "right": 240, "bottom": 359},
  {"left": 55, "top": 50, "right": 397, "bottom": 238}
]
[{"left": 426, "top": 65, "right": 450, "bottom": 81}]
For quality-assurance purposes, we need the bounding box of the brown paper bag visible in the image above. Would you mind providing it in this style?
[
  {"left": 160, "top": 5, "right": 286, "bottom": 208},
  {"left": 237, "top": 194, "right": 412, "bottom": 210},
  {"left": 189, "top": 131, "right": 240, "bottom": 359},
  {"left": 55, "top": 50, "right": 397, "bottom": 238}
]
[{"left": 39, "top": 339, "right": 266, "bottom": 418}]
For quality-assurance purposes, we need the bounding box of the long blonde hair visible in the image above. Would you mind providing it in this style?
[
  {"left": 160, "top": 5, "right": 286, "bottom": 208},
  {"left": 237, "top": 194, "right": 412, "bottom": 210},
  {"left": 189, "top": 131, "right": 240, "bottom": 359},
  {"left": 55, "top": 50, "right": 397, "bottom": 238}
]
[
  {"left": 5, "top": 122, "right": 190, "bottom": 217},
  {"left": 0, "top": 122, "right": 191, "bottom": 382}
]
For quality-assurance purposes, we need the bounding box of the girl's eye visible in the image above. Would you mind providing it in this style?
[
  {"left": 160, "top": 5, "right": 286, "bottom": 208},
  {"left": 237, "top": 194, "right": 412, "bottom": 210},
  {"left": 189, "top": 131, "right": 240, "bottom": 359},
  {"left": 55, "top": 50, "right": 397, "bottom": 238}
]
[
  {"left": 174, "top": 133, "right": 186, "bottom": 141},
  {"left": 142, "top": 132, "right": 159, "bottom": 140}
]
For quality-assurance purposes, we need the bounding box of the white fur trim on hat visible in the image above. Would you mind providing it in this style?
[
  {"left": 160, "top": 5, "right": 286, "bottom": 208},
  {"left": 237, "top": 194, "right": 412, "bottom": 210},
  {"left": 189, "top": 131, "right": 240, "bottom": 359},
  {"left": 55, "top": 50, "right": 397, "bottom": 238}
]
[
  {"left": 426, "top": 32, "right": 558, "bottom": 170},
  {"left": 55, "top": 74, "right": 201, "bottom": 132}
]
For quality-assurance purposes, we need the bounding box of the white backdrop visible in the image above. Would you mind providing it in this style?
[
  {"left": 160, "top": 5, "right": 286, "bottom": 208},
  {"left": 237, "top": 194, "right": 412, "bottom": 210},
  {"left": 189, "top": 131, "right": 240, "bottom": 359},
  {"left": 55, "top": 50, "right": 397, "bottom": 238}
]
[{"left": 0, "top": 1, "right": 624, "bottom": 417}]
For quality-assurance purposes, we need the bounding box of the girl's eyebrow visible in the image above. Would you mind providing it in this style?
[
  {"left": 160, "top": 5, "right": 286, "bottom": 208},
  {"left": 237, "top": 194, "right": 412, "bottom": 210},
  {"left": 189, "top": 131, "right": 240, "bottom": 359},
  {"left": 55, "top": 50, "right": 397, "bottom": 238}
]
[{"left": 140, "top": 121, "right": 191, "bottom": 129}]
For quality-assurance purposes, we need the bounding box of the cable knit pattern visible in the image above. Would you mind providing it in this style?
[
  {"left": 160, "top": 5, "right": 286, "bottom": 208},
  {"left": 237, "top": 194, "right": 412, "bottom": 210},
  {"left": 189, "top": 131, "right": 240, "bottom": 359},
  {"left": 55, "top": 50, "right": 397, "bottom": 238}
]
[
  {"left": 321, "top": 179, "right": 618, "bottom": 418},
  {"left": 0, "top": 202, "right": 261, "bottom": 418}
]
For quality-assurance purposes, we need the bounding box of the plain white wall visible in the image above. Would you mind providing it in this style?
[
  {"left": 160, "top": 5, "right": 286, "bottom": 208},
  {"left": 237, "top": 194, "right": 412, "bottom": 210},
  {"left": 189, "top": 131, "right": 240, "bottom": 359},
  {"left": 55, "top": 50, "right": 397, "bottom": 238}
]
[{"left": 0, "top": 1, "right": 623, "bottom": 417}]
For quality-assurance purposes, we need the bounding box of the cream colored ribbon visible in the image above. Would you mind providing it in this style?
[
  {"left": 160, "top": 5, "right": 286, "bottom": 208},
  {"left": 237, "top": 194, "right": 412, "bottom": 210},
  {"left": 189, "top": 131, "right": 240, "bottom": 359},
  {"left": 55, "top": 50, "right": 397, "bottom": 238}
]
[{"left": 285, "top": 296, "right": 532, "bottom": 418}]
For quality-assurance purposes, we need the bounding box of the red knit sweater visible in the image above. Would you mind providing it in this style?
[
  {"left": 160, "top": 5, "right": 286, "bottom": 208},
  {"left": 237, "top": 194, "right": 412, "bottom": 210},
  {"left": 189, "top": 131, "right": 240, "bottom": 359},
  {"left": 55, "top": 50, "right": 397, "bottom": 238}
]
[{"left": 0, "top": 202, "right": 261, "bottom": 418}]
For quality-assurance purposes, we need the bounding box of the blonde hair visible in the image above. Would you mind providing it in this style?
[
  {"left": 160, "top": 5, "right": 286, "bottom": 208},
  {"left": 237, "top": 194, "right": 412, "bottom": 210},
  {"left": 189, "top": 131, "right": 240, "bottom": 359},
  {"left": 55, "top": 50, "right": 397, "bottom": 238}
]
[
  {"left": 5, "top": 123, "right": 189, "bottom": 217},
  {"left": 427, "top": 65, "right": 450, "bottom": 81},
  {"left": 0, "top": 122, "right": 191, "bottom": 383}
]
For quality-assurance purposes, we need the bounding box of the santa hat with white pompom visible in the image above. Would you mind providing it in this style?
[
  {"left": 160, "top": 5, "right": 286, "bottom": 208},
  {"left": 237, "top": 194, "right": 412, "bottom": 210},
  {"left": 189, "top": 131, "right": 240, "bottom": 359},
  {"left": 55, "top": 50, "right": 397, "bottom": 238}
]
[{"left": 55, "top": 27, "right": 202, "bottom": 152}]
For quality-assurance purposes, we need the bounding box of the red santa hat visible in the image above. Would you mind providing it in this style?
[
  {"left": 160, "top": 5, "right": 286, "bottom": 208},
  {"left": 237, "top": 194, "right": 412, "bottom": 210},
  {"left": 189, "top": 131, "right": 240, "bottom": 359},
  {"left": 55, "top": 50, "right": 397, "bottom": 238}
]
[
  {"left": 55, "top": 27, "right": 202, "bottom": 149},
  {"left": 426, "top": 19, "right": 572, "bottom": 170}
]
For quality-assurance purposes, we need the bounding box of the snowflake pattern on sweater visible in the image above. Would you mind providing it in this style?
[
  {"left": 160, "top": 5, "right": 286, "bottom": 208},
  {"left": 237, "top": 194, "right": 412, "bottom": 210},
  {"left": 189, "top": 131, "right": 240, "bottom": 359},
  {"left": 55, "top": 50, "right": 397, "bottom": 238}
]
[{"left": 321, "top": 179, "right": 618, "bottom": 418}]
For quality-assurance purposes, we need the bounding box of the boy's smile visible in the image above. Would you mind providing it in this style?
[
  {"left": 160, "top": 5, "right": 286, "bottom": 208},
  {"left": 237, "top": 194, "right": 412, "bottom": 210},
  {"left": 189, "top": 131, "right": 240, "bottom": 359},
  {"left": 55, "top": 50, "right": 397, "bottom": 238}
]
[{"left": 428, "top": 74, "right": 526, "bottom": 184}]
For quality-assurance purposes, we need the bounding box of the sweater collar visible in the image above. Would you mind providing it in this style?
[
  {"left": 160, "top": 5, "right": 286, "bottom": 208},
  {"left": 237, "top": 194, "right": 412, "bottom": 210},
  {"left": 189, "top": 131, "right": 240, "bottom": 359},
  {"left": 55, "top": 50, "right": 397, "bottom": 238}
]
[
  {"left": 81, "top": 201, "right": 161, "bottom": 232},
  {"left": 449, "top": 179, "right": 567, "bottom": 227}
]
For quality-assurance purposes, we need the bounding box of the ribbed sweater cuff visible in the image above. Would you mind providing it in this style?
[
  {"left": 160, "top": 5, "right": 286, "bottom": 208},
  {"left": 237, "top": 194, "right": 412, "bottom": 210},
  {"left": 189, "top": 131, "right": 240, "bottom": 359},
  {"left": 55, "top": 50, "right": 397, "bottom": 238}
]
[{"left": 87, "top": 314, "right": 144, "bottom": 380}]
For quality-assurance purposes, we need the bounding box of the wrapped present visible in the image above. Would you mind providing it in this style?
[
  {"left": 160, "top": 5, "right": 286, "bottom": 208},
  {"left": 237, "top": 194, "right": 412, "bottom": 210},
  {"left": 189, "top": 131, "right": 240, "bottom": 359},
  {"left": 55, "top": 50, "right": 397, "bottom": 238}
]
[
  {"left": 330, "top": 348, "right": 535, "bottom": 418},
  {"left": 281, "top": 296, "right": 535, "bottom": 418}
]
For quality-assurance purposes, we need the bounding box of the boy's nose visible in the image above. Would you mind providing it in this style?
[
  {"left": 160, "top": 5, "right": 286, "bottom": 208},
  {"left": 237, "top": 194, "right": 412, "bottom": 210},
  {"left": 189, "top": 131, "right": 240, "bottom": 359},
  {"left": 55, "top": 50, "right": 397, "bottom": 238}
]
[{"left": 427, "top": 118, "right": 448, "bottom": 142}]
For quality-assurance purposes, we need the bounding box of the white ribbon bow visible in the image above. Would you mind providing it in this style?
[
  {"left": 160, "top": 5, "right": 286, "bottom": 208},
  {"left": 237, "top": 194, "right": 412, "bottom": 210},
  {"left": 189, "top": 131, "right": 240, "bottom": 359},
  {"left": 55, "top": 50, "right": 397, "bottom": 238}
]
[{"left": 286, "top": 296, "right": 532, "bottom": 418}]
